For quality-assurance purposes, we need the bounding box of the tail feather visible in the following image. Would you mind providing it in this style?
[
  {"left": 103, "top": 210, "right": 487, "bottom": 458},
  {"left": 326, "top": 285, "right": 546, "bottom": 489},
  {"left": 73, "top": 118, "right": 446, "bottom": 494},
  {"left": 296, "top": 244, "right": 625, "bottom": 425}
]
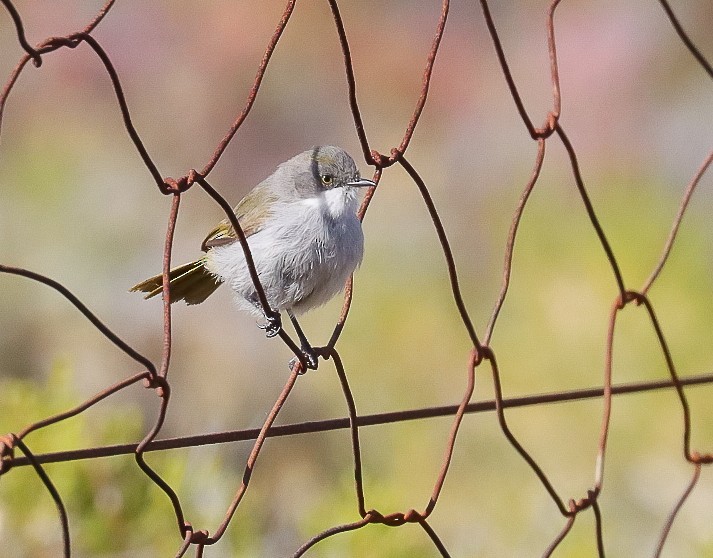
[{"left": 130, "top": 259, "right": 221, "bottom": 305}]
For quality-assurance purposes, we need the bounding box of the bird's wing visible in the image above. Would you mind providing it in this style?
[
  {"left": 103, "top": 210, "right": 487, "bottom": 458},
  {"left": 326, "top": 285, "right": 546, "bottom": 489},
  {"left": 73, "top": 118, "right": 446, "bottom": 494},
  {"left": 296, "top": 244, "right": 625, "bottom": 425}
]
[{"left": 201, "top": 183, "right": 278, "bottom": 251}]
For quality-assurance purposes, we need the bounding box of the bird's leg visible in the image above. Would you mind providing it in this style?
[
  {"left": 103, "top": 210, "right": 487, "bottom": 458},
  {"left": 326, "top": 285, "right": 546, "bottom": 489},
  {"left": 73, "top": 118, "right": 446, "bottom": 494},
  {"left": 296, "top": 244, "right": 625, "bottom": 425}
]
[{"left": 287, "top": 309, "right": 318, "bottom": 370}]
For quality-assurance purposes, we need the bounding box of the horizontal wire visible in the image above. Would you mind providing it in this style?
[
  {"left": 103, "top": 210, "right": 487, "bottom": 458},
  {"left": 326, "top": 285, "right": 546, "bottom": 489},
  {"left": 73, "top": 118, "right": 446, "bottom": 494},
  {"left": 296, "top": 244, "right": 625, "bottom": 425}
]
[{"left": 10, "top": 371, "right": 712, "bottom": 468}]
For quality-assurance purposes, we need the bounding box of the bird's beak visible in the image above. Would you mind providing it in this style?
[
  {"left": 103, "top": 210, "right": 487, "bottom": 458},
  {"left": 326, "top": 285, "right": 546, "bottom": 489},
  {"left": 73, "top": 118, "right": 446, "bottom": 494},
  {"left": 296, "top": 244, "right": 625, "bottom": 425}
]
[{"left": 346, "top": 177, "right": 377, "bottom": 188}]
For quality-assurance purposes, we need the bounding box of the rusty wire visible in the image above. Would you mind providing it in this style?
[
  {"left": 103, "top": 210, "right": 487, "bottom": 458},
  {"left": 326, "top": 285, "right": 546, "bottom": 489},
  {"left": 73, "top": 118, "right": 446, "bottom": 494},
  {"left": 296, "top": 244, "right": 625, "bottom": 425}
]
[
  {"left": 3, "top": 370, "right": 710, "bottom": 468},
  {"left": 0, "top": 1, "right": 712, "bottom": 557}
]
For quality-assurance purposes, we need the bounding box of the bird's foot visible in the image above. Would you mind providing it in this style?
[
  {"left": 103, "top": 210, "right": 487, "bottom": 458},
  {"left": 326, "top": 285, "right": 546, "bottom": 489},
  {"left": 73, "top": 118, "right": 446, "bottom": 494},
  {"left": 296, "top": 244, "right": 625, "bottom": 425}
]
[
  {"left": 258, "top": 311, "right": 282, "bottom": 338},
  {"left": 288, "top": 345, "right": 319, "bottom": 372}
]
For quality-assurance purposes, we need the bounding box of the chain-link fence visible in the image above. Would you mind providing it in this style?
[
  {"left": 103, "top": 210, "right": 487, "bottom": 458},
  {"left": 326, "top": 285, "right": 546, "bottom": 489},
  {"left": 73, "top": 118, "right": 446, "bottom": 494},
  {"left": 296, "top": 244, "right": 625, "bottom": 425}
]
[{"left": 1, "top": 1, "right": 711, "bottom": 556}]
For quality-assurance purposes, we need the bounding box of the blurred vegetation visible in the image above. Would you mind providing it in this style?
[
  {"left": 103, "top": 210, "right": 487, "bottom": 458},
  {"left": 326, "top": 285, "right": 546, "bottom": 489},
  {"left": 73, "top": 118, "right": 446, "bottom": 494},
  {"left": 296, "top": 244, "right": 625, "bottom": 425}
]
[{"left": 1, "top": 1, "right": 712, "bottom": 557}]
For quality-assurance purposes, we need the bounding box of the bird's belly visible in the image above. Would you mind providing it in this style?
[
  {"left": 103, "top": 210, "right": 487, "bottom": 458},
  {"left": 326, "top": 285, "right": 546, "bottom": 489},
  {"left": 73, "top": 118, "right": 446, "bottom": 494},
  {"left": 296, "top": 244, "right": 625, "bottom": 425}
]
[{"left": 205, "top": 216, "right": 363, "bottom": 315}]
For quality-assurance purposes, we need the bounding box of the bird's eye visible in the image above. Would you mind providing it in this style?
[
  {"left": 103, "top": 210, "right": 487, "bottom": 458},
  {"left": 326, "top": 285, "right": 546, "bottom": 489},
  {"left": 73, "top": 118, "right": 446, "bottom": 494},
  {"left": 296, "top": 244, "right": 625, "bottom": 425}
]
[{"left": 321, "top": 174, "right": 334, "bottom": 186}]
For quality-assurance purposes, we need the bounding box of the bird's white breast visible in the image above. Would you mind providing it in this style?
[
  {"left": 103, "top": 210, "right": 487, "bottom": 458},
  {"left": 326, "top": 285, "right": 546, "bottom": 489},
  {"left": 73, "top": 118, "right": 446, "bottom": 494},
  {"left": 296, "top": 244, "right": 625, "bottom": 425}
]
[{"left": 205, "top": 190, "right": 364, "bottom": 316}]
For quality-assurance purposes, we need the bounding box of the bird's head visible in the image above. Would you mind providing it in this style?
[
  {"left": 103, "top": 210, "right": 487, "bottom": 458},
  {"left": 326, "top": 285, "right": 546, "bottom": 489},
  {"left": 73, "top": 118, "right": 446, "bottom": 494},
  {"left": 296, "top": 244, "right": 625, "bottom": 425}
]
[{"left": 278, "top": 146, "right": 375, "bottom": 219}]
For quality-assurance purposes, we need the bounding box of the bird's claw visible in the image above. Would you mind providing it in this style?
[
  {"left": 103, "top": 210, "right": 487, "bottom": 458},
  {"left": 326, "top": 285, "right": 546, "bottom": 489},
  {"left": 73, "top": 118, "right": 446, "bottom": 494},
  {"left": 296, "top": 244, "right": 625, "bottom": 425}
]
[
  {"left": 258, "top": 312, "right": 282, "bottom": 338},
  {"left": 288, "top": 346, "right": 319, "bottom": 372}
]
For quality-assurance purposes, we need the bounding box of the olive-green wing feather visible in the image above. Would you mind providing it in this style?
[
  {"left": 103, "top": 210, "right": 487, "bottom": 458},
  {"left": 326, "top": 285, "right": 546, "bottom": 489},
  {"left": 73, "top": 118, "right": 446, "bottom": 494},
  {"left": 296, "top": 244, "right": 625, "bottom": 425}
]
[
  {"left": 130, "top": 259, "right": 220, "bottom": 305},
  {"left": 201, "top": 183, "right": 277, "bottom": 251},
  {"left": 131, "top": 184, "right": 276, "bottom": 305}
]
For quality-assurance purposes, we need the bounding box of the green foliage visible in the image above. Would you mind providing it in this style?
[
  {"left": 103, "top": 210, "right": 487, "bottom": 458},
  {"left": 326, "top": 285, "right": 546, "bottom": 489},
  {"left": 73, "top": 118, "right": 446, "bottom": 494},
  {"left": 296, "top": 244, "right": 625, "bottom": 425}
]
[{"left": 0, "top": 361, "right": 188, "bottom": 557}]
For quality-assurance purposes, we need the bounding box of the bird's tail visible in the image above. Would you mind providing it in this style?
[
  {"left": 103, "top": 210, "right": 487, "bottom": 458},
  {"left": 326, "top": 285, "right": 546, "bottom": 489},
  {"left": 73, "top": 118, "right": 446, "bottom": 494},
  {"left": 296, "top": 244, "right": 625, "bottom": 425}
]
[{"left": 130, "top": 259, "right": 221, "bottom": 305}]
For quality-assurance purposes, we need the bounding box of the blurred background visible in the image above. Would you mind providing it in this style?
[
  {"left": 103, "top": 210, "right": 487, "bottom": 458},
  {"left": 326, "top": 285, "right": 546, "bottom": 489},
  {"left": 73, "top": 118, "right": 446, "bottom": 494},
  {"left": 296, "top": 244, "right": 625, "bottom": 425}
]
[{"left": 0, "top": 1, "right": 712, "bottom": 556}]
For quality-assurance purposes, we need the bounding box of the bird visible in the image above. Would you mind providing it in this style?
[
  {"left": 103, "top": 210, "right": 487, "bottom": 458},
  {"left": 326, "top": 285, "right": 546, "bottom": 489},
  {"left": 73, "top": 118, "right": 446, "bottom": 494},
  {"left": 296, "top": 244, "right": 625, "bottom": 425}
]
[{"left": 131, "top": 146, "right": 375, "bottom": 369}]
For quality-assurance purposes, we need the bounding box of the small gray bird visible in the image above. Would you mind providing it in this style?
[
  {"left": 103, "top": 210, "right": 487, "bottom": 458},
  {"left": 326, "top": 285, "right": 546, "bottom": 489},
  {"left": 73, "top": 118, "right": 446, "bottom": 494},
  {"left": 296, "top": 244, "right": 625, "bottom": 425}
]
[{"left": 131, "top": 146, "right": 375, "bottom": 369}]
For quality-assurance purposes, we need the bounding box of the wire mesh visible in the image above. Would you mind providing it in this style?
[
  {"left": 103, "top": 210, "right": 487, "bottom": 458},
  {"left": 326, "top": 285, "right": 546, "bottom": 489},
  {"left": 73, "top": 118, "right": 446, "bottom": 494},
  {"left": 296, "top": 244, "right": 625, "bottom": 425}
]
[{"left": 0, "top": 1, "right": 711, "bottom": 556}]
